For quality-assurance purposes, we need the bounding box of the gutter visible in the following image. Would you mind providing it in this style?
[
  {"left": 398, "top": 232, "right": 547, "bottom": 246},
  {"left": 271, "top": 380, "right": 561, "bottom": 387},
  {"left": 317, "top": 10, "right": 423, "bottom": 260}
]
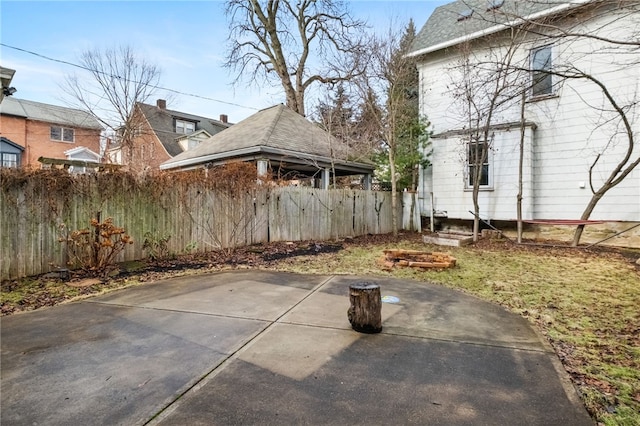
[
  {"left": 407, "top": 0, "right": 592, "bottom": 57},
  {"left": 432, "top": 120, "right": 538, "bottom": 138},
  {"left": 160, "top": 145, "right": 375, "bottom": 171}
]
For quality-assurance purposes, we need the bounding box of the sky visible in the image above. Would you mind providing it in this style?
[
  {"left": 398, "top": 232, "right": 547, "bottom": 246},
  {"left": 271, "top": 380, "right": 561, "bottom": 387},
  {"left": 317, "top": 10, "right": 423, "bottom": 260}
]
[{"left": 1, "top": 1, "right": 448, "bottom": 123}]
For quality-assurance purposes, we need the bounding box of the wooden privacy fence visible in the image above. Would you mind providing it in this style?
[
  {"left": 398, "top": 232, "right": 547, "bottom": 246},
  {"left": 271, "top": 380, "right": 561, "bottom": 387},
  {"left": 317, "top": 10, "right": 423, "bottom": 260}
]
[{"left": 1, "top": 172, "right": 399, "bottom": 280}]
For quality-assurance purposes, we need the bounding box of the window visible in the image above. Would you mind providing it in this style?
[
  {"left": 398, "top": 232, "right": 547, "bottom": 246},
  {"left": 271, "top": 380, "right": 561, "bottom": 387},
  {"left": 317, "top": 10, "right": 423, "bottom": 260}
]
[
  {"left": 187, "top": 138, "right": 200, "bottom": 150},
  {"left": 467, "top": 140, "right": 490, "bottom": 188},
  {"left": 531, "top": 46, "right": 553, "bottom": 97},
  {"left": 457, "top": 9, "right": 473, "bottom": 21},
  {"left": 50, "top": 126, "right": 75, "bottom": 142},
  {"left": 487, "top": 0, "right": 504, "bottom": 11},
  {"left": 175, "top": 119, "right": 195, "bottom": 134},
  {"left": 1, "top": 152, "right": 19, "bottom": 168}
]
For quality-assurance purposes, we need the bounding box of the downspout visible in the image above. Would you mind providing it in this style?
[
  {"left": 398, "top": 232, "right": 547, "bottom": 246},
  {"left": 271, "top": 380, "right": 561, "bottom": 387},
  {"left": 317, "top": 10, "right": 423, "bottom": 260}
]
[{"left": 430, "top": 192, "right": 435, "bottom": 233}]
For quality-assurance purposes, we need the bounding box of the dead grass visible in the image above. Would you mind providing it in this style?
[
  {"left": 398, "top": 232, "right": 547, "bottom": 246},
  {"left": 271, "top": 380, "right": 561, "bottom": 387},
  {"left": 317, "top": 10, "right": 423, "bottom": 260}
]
[{"left": 268, "top": 239, "right": 640, "bottom": 426}]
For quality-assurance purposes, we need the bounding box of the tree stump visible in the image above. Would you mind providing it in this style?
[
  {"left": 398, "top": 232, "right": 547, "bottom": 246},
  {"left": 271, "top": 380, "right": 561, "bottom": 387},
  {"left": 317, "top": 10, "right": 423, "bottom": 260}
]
[{"left": 347, "top": 282, "right": 382, "bottom": 334}]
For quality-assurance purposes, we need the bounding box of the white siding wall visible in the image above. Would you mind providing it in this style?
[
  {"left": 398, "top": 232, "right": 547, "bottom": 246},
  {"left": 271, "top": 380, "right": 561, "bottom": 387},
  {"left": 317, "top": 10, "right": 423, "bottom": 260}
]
[
  {"left": 421, "top": 127, "right": 535, "bottom": 221},
  {"left": 417, "top": 8, "right": 639, "bottom": 222}
]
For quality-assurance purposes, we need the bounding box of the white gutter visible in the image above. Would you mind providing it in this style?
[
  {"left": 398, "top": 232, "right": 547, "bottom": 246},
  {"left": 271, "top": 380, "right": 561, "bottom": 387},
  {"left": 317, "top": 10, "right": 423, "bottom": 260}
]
[{"left": 407, "top": 0, "right": 592, "bottom": 57}]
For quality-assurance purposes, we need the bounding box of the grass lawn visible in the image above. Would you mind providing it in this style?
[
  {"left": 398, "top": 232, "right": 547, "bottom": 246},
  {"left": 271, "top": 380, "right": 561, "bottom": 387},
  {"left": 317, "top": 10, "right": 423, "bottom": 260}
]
[{"left": 1, "top": 234, "right": 639, "bottom": 425}]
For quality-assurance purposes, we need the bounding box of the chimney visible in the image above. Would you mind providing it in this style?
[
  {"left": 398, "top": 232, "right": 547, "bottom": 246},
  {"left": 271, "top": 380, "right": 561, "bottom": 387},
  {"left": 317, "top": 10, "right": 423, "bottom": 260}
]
[
  {"left": 219, "top": 114, "right": 228, "bottom": 124},
  {"left": 157, "top": 99, "right": 166, "bottom": 109}
]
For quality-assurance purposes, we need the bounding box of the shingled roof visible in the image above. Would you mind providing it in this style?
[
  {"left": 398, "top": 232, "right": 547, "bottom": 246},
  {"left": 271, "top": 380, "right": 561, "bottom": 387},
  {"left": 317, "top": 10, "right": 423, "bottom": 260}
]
[
  {"left": 137, "top": 102, "right": 230, "bottom": 157},
  {"left": 408, "top": 0, "right": 589, "bottom": 57},
  {"left": 161, "top": 104, "right": 373, "bottom": 175},
  {"left": 0, "top": 97, "right": 103, "bottom": 130}
]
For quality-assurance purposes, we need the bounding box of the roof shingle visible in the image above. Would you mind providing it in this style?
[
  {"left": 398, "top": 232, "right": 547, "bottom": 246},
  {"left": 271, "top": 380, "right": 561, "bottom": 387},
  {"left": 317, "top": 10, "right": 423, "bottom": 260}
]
[
  {"left": 0, "top": 97, "right": 103, "bottom": 129},
  {"left": 137, "top": 102, "right": 230, "bottom": 157},
  {"left": 409, "top": 0, "right": 576, "bottom": 56},
  {"left": 162, "top": 104, "right": 362, "bottom": 170}
]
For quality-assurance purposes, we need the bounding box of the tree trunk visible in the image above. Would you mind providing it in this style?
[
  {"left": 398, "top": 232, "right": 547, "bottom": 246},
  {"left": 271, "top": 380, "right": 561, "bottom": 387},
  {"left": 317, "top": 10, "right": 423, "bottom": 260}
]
[
  {"left": 517, "top": 91, "right": 526, "bottom": 244},
  {"left": 347, "top": 282, "right": 382, "bottom": 334},
  {"left": 92, "top": 211, "right": 101, "bottom": 268},
  {"left": 571, "top": 191, "right": 604, "bottom": 246},
  {"left": 472, "top": 191, "right": 480, "bottom": 242},
  {"left": 389, "top": 146, "right": 399, "bottom": 236}
]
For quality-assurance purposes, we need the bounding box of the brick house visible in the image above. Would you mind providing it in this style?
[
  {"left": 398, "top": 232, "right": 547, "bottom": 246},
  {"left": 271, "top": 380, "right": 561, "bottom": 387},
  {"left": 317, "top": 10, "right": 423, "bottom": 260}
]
[
  {"left": 106, "top": 99, "right": 231, "bottom": 173},
  {"left": 0, "top": 97, "right": 103, "bottom": 168}
]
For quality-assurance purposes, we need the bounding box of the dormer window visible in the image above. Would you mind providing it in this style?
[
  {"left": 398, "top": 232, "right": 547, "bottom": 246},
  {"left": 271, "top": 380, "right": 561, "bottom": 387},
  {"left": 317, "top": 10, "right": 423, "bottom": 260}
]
[
  {"left": 487, "top": 0, "right": 504, "bottom": 11},
  {"left": 175, "top": 119, "right": 195, "bottom": 134},
  {"left": 186, "top": 139, "right": 199, "bottom": 150},
  {"left": 457, "top": 9, "right": 473, "bottom": 21}
]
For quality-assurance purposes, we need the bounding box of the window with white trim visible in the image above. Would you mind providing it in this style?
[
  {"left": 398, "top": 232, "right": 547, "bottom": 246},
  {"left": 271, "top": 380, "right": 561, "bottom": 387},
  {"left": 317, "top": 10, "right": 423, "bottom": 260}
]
[
  {"left": 50, "top": 126, "right": 75, "bottom": 142},
  {"left": 467, "top": 140, "right": 491, "bottom": 188},
  {"left": 175, "top": 119, "right": 195, "bottom": 134},
  {"left": 530, "top": 45, "right": 553, "bottom": 97},
  {"left": 1, "top": 152, "right": 19, "bottom": 168}
]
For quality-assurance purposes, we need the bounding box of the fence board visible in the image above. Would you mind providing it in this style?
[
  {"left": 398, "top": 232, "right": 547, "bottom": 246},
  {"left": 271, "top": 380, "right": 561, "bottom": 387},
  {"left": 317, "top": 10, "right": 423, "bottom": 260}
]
[{"left": 1, "top": 174, "right": 398, "bottom": 280}]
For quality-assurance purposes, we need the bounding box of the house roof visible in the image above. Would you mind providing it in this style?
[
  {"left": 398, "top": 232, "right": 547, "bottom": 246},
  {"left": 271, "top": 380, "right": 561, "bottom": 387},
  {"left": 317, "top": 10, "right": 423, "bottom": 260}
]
[
  {"left": 137, "top": 102, "right": 231, "bottom": 157},
  {"left": 161, "top": 104, "right": 374, "bottom": 174},
  {"left": 408, "top": 0, "right": 590, "bottom": 57},
  {"left": 0, "top": 67, "right": 15, "bottom": 86},
  {"left": 0, "top": 136, "right": 24, "bottom": 151},
  {"left": 1, "top": 67, "right": 16, "bottom": 103},
  {"left": 0, "top": 97, "right": 103, "bottom": 130},
  {"left": 64, "top": 146, "right": 101, "bottom": 161}
]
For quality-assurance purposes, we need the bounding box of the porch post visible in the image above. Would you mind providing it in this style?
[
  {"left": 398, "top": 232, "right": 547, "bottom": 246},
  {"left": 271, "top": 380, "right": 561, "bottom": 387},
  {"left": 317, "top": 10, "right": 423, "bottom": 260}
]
[
  {"left": 363, "top": 173, "right": 372, "bottom": 190},
  {"left": 257, "top": 159, "right": 268, "bottom": 178},
  {"left": 321, "top": 168, "right": 330, "bottom": 189}
]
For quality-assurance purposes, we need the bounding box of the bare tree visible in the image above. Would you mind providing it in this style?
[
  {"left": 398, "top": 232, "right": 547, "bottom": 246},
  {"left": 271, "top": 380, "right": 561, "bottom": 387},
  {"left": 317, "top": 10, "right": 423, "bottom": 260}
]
[
  {"left": 515, "top": 1, "right": 640, "bottom": 246},
  {"left": 449, "top": 28, "right": 528, "bottom": 242},
  {"left": 442, "top": 0, "right": 639, "bottom": 246},
  {"left": 552, "top": 66, "right": 639, "bottom": 246},
  {"left": 61, "top": 45, "right": 161, "bottom": 168},
  {"left": 224, "top": 0, "right": 368, "bottom": 116},
  {"left": 355, "top": 22, "right": 430, "bottom": 235}
]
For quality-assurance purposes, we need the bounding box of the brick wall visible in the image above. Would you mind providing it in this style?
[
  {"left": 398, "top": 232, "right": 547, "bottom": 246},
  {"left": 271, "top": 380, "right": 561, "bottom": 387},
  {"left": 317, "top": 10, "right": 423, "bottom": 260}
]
[{"left": 0, "top": 115, "right": 102, "bottom": 167}]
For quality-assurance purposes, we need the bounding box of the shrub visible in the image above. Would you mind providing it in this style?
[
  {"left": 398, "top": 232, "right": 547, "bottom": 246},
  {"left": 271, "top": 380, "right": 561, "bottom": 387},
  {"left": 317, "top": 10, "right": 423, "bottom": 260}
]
[
  {"left": 142, "top": 231, "right": 171, "bottom": 261},
  {"left": 60, "top": 217, "right": 133, "bottom": 274}
]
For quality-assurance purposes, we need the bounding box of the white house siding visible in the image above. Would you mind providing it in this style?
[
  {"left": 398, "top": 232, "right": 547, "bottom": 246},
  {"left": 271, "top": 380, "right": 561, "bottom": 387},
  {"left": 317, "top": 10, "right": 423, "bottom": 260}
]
[
  {"left": 422, "top": 127, "right": 535, "bottom": 221},
  {"left": 417, "top": 6, "right": 639, "bottom": 223}
]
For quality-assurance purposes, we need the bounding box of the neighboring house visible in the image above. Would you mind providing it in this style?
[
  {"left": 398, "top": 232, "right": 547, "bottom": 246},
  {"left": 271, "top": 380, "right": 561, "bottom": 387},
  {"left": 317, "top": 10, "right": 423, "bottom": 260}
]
[
  {"left": 0, "top": 136, "right": 23, "bottom": 168},
  {"left": 0, "top": 97, "right": 102, "bottom": 168},
  {"left": 409, "top": 0, "right": 639, "bottom": 230},
  {"left": 161, "top": 104, "right": 375, "bottom": 189},
  {"left": 106, "top": 99, "right": 231, "bottom": 172}
]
